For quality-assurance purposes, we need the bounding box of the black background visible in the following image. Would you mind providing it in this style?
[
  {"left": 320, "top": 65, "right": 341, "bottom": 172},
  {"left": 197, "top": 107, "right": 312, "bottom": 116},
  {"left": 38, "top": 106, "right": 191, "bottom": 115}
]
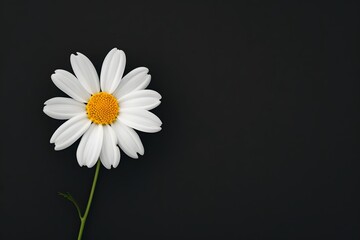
[{"left": 1, "top": 1, "right": 360, "bottom": 239}]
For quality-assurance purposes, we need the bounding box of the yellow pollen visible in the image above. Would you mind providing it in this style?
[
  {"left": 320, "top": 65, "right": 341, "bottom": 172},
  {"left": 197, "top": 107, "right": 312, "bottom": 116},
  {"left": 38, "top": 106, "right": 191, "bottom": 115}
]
[{"left": 86, "top": 92, "right": 119, "bottom": 125}]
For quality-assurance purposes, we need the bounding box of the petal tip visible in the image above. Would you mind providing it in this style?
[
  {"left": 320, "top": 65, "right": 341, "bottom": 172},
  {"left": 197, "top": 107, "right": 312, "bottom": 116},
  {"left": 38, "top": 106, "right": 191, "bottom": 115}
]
[{"left": 43, "top": 108, "right": 52, "bottom": 118}]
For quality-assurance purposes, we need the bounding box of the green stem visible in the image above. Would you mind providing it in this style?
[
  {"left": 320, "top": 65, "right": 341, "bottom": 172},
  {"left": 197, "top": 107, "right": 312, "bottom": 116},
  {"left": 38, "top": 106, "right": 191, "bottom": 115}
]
[{"left": 77, "top": 160, "right": 101, "bottom": 240}]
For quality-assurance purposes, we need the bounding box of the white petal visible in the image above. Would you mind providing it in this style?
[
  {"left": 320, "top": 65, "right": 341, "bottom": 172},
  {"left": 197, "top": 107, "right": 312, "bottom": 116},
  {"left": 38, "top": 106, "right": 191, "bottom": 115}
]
[
  {"left": 70, "top": 52, "right": 100, "bottom": 94},
  {"left": 118, "top": 109, "right": 162, "bottom": 133},
  {"left": 50, "top": 112, "right": 86, "bottom": 143},
  {"left": 50, "top": 113, "right": 91, "bottom": 150},
  {"left": 76, "top": 125, "right": 93, "bottom": 167},
  {"left": 120, "top": 90, "right": 161, "bottom": 110},
  {"left": 51, "top": 70, "right": 90, "bottom": 102},
  {"left": 113, "top": 67, "right": 151, "bottom": 99},
  {"left": 44, "top": 97, "right": 86, "bottom": 120},
  {"left": 112, "top": 121, "right": 145, "bottom": 158},
  {"left": 77, "top": 124, "right": 104, "bottom": 168},
  {"left": 124, "top": 125, "right": 144, "bottom": 155},
  {"left": 100, "top": 125, "right": 121, "bottom": 169},
  {"left": 100, "top": 48, "right": 126, "bottom": 93}
]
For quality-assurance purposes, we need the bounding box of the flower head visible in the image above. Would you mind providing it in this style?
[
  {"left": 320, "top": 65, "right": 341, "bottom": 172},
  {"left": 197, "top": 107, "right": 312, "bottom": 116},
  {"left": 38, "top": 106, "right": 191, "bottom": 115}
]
[{"left": 44, "top": 48, "right": 162, "bottom": 169}]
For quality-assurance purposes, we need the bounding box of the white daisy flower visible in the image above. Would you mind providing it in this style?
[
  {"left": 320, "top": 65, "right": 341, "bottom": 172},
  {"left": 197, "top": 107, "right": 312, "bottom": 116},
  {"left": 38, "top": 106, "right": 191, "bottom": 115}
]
[{"left": 43, "top": 48, "right": 162, "bottom": 169}]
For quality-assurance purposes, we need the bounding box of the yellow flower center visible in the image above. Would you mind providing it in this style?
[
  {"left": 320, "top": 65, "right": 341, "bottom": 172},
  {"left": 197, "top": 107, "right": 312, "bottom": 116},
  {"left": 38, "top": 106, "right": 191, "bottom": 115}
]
[{"left": 86, "top": 92, "right": 119, "bottom": 125}]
